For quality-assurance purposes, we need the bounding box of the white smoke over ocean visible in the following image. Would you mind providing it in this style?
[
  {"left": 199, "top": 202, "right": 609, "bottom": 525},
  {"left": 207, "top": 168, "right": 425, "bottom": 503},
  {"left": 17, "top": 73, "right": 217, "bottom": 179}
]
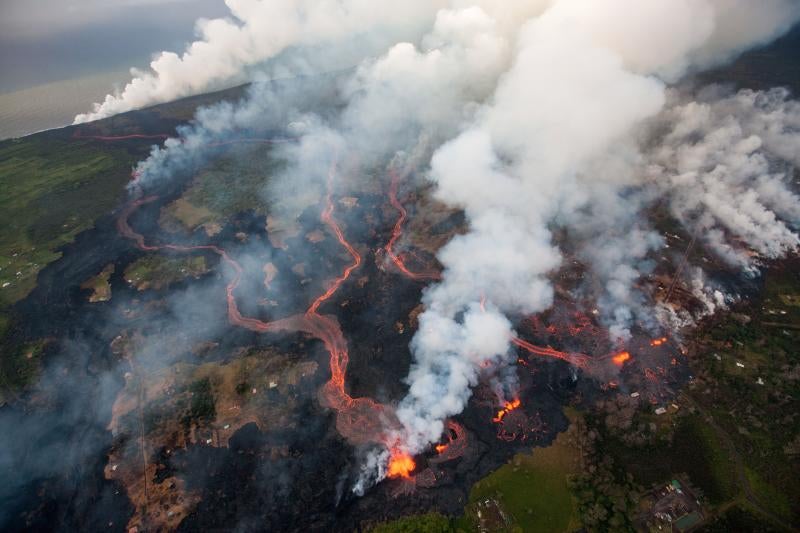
[{"left": 92, "top": 0, "right": 800, "bottom": 490}]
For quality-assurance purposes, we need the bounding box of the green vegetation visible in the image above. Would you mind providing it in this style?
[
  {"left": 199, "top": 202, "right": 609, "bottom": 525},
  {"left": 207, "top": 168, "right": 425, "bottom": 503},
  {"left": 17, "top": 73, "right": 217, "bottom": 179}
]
[
  {"left": 142, "top": 374, "right": 219, "bottom": 434},
  {"left": 159, "top": 149, "right": 284, "bottom": 232},
  {"left": 0, "top": 340, "right": 47, "bottom": 403},
  {"left": 181, "top": 378, "right": 216, "bottom": 428},
  {"left": 603, "top": 414, "right": 736, "bottom": 505},
  {"left": 685, "top": 262, "right": 800, "bottom": 523},
  {"left": 80, "top": 263, "right": 115, "bottom": 302},
  {"left": 566, "top": 260, "right": 800, "bottom": 530},
  {"left": 698, "top": 505, "right": 782, "bottom": 533},
  {"left": 0, "top": 136, "right": 134, "bottom": 306},
  {"left": 370, "top": 513, "right": 456, "bottom": 533},
  {"left": 124, "top": 254, "right": 209, "bottom": 291},
  {"left": 0, "top": 131, "right": 154, "bottom": 399},
  {"left": 455, "top": 411, "right": 582, "bottom": 533},
  {"left": 160, "top": 198, "right": 217, "bottom": 233},
  {"left": 743, "top": 468, "right": 793, "bottom": 522},
  {"left": 568, "top": 437, "right": 640, "bottom": 532},
  {"left": 465, "top": 448, "right": 577, "bottom": 532}
]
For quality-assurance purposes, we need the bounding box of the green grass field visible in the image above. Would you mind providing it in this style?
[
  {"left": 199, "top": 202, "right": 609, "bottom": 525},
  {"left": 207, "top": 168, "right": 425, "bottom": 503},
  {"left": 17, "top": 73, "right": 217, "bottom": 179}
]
[
  {"left": 0, "top": 133, "right": 142, "bottom": 394},
  {"left": 124, "top": 254, "right": 209, "bottom": 291},
  {"left": 0, "top": 136, "right": 134, "bottom": 306},
  {"left": 459, "top": 418, "right": 580, "bottom": 532}
]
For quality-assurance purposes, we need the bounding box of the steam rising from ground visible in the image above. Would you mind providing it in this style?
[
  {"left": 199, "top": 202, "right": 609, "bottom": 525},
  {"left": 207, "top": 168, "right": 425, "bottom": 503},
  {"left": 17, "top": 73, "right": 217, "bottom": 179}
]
[
  {"left": 394, "top": 0, "right": 800, "bottom": 455},
  {"left": 648, "top": 88, "right": 800, "bottom": 270},
  {"left": 111, "top": 0, "right": 800, "bottom": 490}
]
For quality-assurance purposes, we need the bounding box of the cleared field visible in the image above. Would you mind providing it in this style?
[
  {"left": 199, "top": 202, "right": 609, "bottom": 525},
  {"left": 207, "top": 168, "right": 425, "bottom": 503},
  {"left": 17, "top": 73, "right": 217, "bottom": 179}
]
[{"left": 460, "top": 418, "right": 581, "bottom": 532}]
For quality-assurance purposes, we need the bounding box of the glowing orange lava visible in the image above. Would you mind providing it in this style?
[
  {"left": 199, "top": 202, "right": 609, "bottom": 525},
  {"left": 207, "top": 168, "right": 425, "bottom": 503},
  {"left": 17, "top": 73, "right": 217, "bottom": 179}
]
[
  {"left": 307, "top": 165, "right": 362, "bottom": 316},
  {"left": 612, "top": 351, "right": 631, "bottom": 366},
  {"left": 430, "top": 420, "right": 468, "bottom": 464},
  {"left": 511, "top": 337, "right": 591, "bottom": 370},
  {"left": 384, "top": 169, "right": 442, "bottom": 282},
  {"left": 387, "top": 451, "right": 416, "bottom": 479},
  {"left": 119, "top": 154, "right": 395, "bottom": 452},
  {"left": 650, "top": 337, "right": 668, "bottom": 347},
  {"left": 492, "top": 398, "right": 521, "bottom": 423}
]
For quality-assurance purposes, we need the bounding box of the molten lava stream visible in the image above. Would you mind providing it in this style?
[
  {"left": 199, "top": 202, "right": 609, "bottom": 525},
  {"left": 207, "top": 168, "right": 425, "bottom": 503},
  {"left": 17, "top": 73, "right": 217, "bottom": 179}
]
[
  {"left": 511, "top": 336, "right": 591, "bottom": 370},
  {"left": 492, "top": 398, "right": 521, "bottom": 423},
  {"left": 384, "top": 169, "right": 441, "bottom": 282},
  {"left": 306, "top": 162, "right": 400, "bottom": 449},
  {"left": 119, "top": 160, "right": 405, "bottom": 475},
  {"left": 430, "top": 421, "right": 468, "bottom": 464},
  {"left": 118, "top": 196, "right": 293, "bottom": 334},
  {"left": 306, "top": 167, "right": 362, "bottom": 316}
]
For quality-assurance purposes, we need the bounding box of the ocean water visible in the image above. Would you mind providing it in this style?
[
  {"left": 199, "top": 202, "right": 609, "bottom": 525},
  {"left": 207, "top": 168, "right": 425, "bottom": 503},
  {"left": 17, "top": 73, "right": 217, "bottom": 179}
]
[
  {"left": 0, "top": 0, "right": 229, "bottom": 140},
  {"left": 0, "top": 70, "right": 135, "bottom": 140}
]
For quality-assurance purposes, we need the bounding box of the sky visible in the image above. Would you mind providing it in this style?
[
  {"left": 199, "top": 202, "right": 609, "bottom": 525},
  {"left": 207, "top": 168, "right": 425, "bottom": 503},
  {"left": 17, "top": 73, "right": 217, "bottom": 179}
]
[{"left": 0, "top": 0, "right": 228, "bottom": 93}]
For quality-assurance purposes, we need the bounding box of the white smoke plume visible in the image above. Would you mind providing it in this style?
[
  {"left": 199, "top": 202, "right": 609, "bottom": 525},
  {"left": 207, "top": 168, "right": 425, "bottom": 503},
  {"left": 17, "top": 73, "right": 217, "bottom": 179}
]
[
  {"left": 74, "top": 0, "right": 452, "bottom": 123},
  {"left": 655, "top": 267, "right": 734, "bottom": 332},
  {"left": 646, "top": 88, "right": 800, "bottom": 270},
  {"left": 107, "top": 0, "right": 800, "bottom": 486},
  {"left": 394, "top": 0, "right": 800, "bottom": 456}
]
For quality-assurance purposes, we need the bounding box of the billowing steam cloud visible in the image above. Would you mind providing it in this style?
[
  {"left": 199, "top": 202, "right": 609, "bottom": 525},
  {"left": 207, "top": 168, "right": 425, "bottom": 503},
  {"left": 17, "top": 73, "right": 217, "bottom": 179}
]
[
  {"left": 648, "top": 88, "right": 800, "bottom": 270},
  {"left": 74, "top": 0, "right": 451, "bottom": 123},
  {"left": 393, "top": 0, "right": 800, "bottom": 455},
  {"left": 109, "top": 0, "right": 800, "bottom": 489}
]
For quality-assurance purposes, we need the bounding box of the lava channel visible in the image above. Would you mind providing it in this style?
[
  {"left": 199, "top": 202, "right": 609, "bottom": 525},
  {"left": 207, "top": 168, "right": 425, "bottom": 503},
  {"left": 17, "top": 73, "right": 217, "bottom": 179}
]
[
  {"left": 118, "top": 156, "right": 399, "bottom": 453},
  {"left": 384, "top": 168, "right": 442, "bottom": 282}
]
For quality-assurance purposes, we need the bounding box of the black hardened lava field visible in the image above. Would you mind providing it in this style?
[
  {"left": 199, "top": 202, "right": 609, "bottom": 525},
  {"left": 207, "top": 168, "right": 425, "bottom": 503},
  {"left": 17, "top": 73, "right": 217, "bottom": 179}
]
[{"left": 2, "top": 6, "right": 800, "bottom": 533}]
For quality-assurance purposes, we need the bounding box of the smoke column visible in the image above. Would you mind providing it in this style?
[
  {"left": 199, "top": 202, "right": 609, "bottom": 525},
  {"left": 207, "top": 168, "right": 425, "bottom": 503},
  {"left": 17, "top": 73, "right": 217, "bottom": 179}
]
[
  {"left": 392, "top": 0, "right": 800, "bottom": 455},
  {"left": 104, "top": 0, "right": 800, "bottom": 489},
  {"left": 74, "top": 0, "right": 451, "bottom": 123}
]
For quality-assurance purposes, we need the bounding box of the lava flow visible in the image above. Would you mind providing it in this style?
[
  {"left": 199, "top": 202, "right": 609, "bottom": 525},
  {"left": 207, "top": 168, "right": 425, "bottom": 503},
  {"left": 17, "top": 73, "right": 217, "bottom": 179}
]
[
  {"left": 384, "top": 169, "right": 442, "bottom": 282},
  {"left": 387, "top": 451, "right": 416, "bottom": 479},
  {"left": 309, "top": 162, "right": 397, "bottom": 447},
  {"left": 612, "top": 351, "right": 632, "bottom": 366},
  {"left": 430, "top": 421, "right": 468, "bottom": 464},
  {"left": 511, "top": 336, "right": 592, "bottom": 370},
  {"left": 119, "top": 156, "right": 397, "bottom": 453},
  {"left": 650, "top": 336, "right": 668, "bottom": 347},
  {"left": 73, "top": 129, "right": 296, "bottom": 146},
  {"left": 492, "top": 398, "right": 521, "bottom": 423},
  {"left": 117, "top": 195, "right": 296, "bottom": 335}
]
